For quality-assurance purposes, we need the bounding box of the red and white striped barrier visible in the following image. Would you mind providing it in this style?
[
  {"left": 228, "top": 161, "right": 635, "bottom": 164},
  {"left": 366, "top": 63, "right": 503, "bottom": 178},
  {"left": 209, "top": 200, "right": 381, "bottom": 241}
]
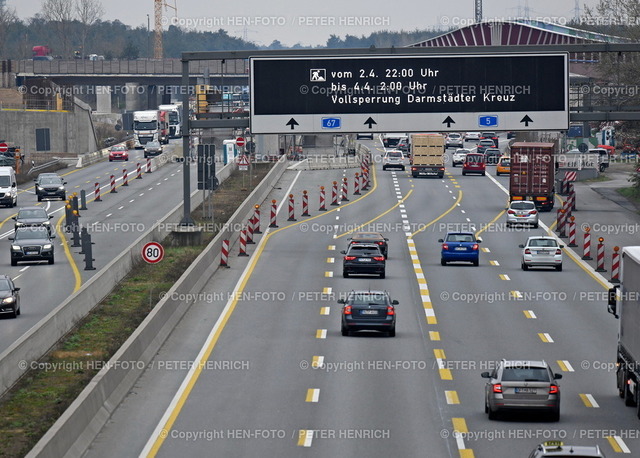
[
  {"left": 110, "top": 175, "right": 117, "bottom": 193},
  {"left": 567, "top": 216, "right": 577, "bottom": 247},
  {"left": 582, "top": 227, "right": 592, "bottom": 260},
  {"left": 319, "top": 186, "right": 326, "bottom": 211},
  {"left": 238, "top": 229, "right": 248, "bottom": 256},
  {"left": 331, "top": 181, "right": 339, "bottom": 206},
  {"left": 354, "top": 172, "right": 361, "bottom": 195},
  {"left": 220, "top": 239, "right": 230, "bottom": 267},
  {"left": 611, "top": 246, "right": 620, "bottom": 283},
  {"left": 567, "top": 183, "right": 576, "bottom": 211},
  {"left": 341, "top": 177, "right": 349, "bottom": 202},
  {"left": 136, "top": 162, "right": 142, "bottom": 179},
  {"left": 246, "top": 216, "right": 255, "bottom": 244},
  {"left": 146, "top": 157, "right": 152, "bottom": 173},
  {"left": 253, "top": 204, "right": 262, "bottom": 234},
  {"left": 361, "top": 170, "right": 367, "bottom": 192},
  {"left": 556, "top": 208, "right": 567, "bottom": 237},
  {"left": 269, "top": 199, "right": 278, "bottom": 228},
  {"left": 94, "top": 182, "right": 101, "bottom": 201},
  {"left": 302, "top": 190, "right": 310, "bottom": 216},
  {"left": 595, "top": 237, "right": 606, "bottom": 272},
  {"left": 287, "top": 194, "right": 297, "bottom": 221},
  {"left": 122, "top": 169, "right": 129, "bottom": 186}
]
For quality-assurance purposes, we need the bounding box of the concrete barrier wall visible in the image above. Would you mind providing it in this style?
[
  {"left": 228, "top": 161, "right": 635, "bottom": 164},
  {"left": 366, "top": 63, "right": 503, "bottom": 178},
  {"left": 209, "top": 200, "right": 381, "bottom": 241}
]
[{"left": 27, "top": 157, "right": 289, "bottom": 458}]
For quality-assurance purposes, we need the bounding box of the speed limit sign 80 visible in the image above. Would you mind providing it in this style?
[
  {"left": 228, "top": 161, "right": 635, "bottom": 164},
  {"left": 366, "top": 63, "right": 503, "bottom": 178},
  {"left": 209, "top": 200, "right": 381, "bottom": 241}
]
[{"left": 142, "top": 241, "right": 164, "bottom": 264}]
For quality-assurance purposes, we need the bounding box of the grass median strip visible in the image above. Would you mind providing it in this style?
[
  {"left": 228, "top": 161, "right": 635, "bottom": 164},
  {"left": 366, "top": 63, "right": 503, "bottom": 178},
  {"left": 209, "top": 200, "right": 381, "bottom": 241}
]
[{"left": 0, "top": 163, "right": 273, "bottom": 457}]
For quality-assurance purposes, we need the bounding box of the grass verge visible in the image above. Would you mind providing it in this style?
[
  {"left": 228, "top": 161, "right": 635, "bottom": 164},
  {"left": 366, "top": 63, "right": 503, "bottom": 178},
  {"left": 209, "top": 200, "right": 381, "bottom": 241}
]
[{"left": 0, "top": 162, "right": 274, "bottom": 457}]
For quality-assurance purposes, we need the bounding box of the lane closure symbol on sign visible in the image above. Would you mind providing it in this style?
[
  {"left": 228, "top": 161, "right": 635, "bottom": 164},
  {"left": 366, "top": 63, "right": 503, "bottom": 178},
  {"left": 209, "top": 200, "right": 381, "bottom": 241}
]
[{"left": 142, "top": 241, "right": 164, "bottom": 264}]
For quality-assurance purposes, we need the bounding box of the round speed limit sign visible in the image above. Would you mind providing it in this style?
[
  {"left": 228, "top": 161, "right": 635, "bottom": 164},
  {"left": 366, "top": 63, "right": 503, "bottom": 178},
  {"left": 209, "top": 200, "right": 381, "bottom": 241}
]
[{"left": 142, "top": 241, "right": 164, "bottom": 264}]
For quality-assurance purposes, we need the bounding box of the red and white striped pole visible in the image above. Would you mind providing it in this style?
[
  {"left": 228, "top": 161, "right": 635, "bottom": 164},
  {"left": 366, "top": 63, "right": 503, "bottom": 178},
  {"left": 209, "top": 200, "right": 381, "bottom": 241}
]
[
  {"left": 611, "top": 246, "right": 621, "bottom": 283},
  {"left": 269, "top": 199, "right": 278, "bottom": 228},
  {"left": 568, "top": 183, "right": 576, "bottom": 211},
  {"left": 302, "top": 190, "right": 310, "bottom": 216},
  {"left": 354, "top": 172, "right": 361, "bottom": 195},
  {"left": 238, "top": 229, "right": 248, "bottom": 256},
  {"left": 319, "top": 186, "right": 326, "bottom": 211},
  {"left": 122, "top": 169, "right": 129, "bottom": 186},
  {"left": 220, "top": 239, "right": 230, "bottom": 267},
  {"left": 582, "top": 226, "right": 592, "bottom": 260},
  {"left": 341, "top": 177, "right": 349, "bottom": 202},
  {"left": 331, "top": 181, "right": 339, "bottom": 206},
  {"left": 557, "top": 208, "right": 567, "bottom": 237},
  {"left": 110, "top": 175, "right": 117, "bottom": 193},
  {"left": 246, "top": 216, "right": 255, "bottom": 244},
  {"left": 568, "top": 216, "right": 577, "bottom": 247},
  {"left": 287, "top": 193, "right": 296, "bottom": 221},
  {"left": 146, "top": 157, "right": 152, "bottom": 173},
  {"left": 596, "top": 237, "right": 606, "bottom": 272},
  {"left": 253, "top": 204, "right": 262, "bottom": 234},
  {"left": 136, "top": 162, "right": 142, "bottom": 179},
  {"left": 361, "top": 169, "right": 367, "bottom": 191},
  {"left": 94, "top": 182, "right": 101, "bottom": 201}
]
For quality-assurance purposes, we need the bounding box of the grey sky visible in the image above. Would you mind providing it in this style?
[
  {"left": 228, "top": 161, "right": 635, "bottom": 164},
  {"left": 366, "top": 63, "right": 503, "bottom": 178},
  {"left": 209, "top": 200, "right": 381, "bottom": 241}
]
[{"left": 10, "top": 0, "right": 599, "bottom": 47}]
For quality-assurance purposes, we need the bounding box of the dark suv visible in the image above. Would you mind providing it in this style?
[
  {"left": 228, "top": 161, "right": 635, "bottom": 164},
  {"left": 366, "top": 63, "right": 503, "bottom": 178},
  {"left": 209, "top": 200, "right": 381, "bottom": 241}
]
[
  {"left": 339, "top": 290, "right": 398, "bottom": 337},
  {"left": 9, "top": 226, "right": 56, "bottom": 266},
  {"left": 34, "top": 173, "right": 67, "bottom": 201},
  {"left": 13, "top": 206, "right": 53, "bottom": 233},
  {"left": 0, "top": 275, "right": 20, "bottom": 318},
  {"left": 341, "top": 244, "right": 386, "bottom": 278}
]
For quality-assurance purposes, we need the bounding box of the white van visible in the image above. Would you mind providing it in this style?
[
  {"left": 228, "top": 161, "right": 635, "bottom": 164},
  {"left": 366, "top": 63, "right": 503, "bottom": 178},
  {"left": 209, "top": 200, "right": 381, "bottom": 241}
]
[{"left": 0, "top": 167, "right": 17, "bottom": 207}]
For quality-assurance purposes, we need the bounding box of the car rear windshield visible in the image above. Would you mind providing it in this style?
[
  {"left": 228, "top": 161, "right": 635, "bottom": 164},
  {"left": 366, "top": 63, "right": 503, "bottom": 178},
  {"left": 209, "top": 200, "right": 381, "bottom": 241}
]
[
  {"left": 501, "top": 367, "right": 550, "bottom": 382},
  {"left": 446, "top": 234, "right": 474, "bottom": 242},
  {"left": 511, "top": 202, "right": 535, "bottom": 210},
  {"left": 528, "top": 239, "right": 558, "bottom": 247},
  {"left": 466, "top": 155, "right": 485, "bottom": 163},
  {"left": 350, "top": 294, "right": 388, "bottom": 306},
  {"left": 387, "top": 152, "right": 402, "bottom": 158},
  {"left": 348, "top": 246, "right": 380, "bottom": 255}
]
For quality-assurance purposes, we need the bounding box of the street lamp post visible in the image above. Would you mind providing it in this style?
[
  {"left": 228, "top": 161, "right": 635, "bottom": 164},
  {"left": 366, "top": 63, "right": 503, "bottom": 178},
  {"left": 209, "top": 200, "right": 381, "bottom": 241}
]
[{"left": 147, "top": 14, "right": 150, "bottom": 58}]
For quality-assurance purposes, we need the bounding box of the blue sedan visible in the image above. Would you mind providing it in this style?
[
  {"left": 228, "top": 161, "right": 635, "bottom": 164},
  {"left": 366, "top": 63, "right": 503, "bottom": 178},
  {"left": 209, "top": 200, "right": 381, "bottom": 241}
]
[{"left": 439, "top": 232, "right": 481, "bottom": 266}]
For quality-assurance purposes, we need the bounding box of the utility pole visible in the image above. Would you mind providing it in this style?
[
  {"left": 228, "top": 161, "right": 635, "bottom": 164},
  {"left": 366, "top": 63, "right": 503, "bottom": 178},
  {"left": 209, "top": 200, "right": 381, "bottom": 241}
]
[{"left": 147, "top": 14, "right": 150, "bottom": 58}]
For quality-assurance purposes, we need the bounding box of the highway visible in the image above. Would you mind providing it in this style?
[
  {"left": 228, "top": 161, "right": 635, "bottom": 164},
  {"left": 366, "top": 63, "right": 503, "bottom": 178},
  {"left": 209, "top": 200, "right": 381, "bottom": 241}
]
[
  {"left": 0, "top": 140, "right": 197, "bottom": 353},
  {"left": 82, "top": 135, "right": 640, "bottom": 457}
]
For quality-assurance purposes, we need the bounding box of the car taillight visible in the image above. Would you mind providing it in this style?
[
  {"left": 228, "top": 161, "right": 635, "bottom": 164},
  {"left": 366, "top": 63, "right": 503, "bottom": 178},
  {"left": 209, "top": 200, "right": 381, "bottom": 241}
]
[
  {"left": 344, "top": 256, "right": 356, "bottom": 261},
  {"left": 472, "top": 244, "right": 478, "bottom": 250},
  {"left": 377, "top": 241, "right": 384, "bottom": 245},
  {"left": 387, "top": 306, "right": 395, "bottom": 315},
  {"left": 507, "top": 210, "right": 515, "bottom": 214},
  {"left": 549, "top": 385, "right": 559, "bottom": 394},
  {"left": 344, "top": 305, "right": 352, "bottom": 315},
  {"left": 524, "top": 248, "right": 531, "bottom": 254},
  {"left": 555, "top": 249, "right": 562, "bottom": 255},
  {"left": 373, "top": 256, "right": 385, "bottom": 261},
  {"left": 411, "top": 167, "right": 417, "bottom": 171},
  {"left": 529, "top": 210, "right": 538, "bottom": 215},
  {"left": 492, "top": 384, "right": 502, "bottom": 393},
  {"left": 442, "top": 244, "right": 449, "bottom": 250}
]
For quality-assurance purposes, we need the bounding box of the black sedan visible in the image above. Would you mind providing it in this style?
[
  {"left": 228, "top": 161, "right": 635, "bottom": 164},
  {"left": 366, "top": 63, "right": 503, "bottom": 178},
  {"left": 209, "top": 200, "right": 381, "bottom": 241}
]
[
  {"left": 339, "top": 290, "right": 397, "bottom": 337},
  {"left": 341, "top": 244, "right": 386, "bottom": 278},
  {"left": 9, "top": 226, "right": 56, "bottom": 266},
  {"left": 348, "top": 231, "right": 389, "bottom": 258},
  {"left": 0, "top": 275, "right": 20, "bottom": 318}
]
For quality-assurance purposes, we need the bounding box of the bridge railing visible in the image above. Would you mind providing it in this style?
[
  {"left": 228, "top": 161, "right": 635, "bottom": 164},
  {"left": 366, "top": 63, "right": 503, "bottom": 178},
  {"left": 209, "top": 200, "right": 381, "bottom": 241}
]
[{"left": 16, "top": 58, "right": 248, "bottom": 76}]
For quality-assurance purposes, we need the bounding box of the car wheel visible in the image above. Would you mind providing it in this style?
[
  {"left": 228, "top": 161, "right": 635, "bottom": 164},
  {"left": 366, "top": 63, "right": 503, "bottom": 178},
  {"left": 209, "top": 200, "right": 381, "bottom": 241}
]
[
  {"left": 382, "top": 166, "right": 387, "bottom": 170},
  {"left": 48, "top": 255, "right": 55, "bottom": 265},
  {"left": 61, "top": 194, "right": 66, "bottom": 201},
  {"left": 109, "top": 159, "right": 113, "bottom": 162},
  {"left": 506, "top": 222, "right": 511, "bottom": 228},
  {"left": 401, "top": 166, "right": 405, "bottom": 171},
  {"left": 388, "top": 328, "right": 396, "bottom": 337},
  {"left": 9, "top": 308, "right": 17, "bottom": 319},
  {"left": 624, "top": 372, "right": 636, "bottom": 406},
  {"left": 341, "top": 328, "right": 349, "bottom": 337},
  {"left": 555, "top": 264, "right": 562, "bottom": 272},
  {"left": 481, "top": 172, "right": 486, "bottom": 176},
  {"left": 496, "top": 172, "right": 500, "bottom": 176},
  {"left": 533, "top": 223, "right": 539, "bottom": 228},
  {"left": 462, "top": 171, "right": 466, "bottom": 176},
  {"left": 37, "top": 195, "right": 42, "bottom": 202},
  {"left": 11, "top": 259, "right": 17, "bottom": 266},
  {"left": 473, "top": 259, "right": 479, "bottom": 266},
  {"left": 379, "top": 271, "right": 385, "bottom": 279},
  {"left": 343, "top": 271, "right": 349, "bottom": 278},
  {"left": 484, "top": 400, "right": 489, "bottom": 413},
  {"left": 550, "top": 408, "right": 560, "bottom": 422},
  {"left": 487, "top": 406, "right": 498, "bottom": 420},
  {"left": 441, "top": 259, "right": 447, "bottom": 266},
  {"left": 16, "top": 306, "right": 20, "bottom": 316},
  {"left": 521, "top": 262, "right": 528, "bottom": 271}
]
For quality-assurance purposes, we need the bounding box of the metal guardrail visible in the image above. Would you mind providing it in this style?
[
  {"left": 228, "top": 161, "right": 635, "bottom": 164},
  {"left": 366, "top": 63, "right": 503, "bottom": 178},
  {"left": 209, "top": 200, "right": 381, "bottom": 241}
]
[{"left": 28, "top": 159, "right": 62, "bottom": 175}]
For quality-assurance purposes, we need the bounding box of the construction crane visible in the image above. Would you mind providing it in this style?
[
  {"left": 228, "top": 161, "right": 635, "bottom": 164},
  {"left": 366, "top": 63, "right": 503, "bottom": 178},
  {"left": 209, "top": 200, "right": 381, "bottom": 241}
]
[{"left": 154, "top": 0, "right": 177, "bottom": 59}]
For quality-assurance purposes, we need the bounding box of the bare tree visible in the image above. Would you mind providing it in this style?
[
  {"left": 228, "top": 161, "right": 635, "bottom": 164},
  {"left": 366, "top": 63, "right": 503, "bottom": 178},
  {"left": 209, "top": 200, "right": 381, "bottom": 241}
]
[
  {"left": 41, "top": 0, "right": 75, "bottom": 57},
  {"left": 75, "top": 0, "right": 104, "bottom": 58},
  {"left": 0, "top": 4, "right": 17, "bottom": 57}
]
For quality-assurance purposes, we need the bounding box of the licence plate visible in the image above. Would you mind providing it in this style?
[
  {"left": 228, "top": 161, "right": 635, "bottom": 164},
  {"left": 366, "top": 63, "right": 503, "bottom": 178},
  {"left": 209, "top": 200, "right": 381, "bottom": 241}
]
[
  {"left": 361, "top": 310, "right": 378, "bottom": 315},
  {"left": 26, "top": 251, "right": 37, "bottom": 255},
  {"left": 359, "top": 258, "right": 372, "bottom": 262},
  {"left": 454, "top": 247, "right": 467, "bottom": 251},
  {"left": 515, "top": 387, "right": 537, "bottom": 394},
  {"left": 536, "top": 251, "right": 550, "bottom": 255}
]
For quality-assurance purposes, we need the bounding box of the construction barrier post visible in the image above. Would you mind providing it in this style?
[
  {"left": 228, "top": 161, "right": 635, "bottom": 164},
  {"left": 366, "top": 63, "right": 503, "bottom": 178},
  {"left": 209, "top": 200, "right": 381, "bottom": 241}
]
[
  {"left": 568, "top": 216, "right": 577, "bottom": 247},
  {"left": 287, "top": 194, "right": 297, "bottom": 221},
  {"left": 123, "top": 169, "right": 129, "bottom": 186},
  {"left": 341, "top": 177, "right": 349, "bottom": 202},
  {"left": 582, "top": 226, "right": 592, "bottom": 260},
  {"left": 557, "top": 208, "right": 567, "bottom": 237},
  {"left": 246, "top": 217, "right": 255, "bottom": 244},
  {"left": 302, "top": 190, "right": 310, "bottom": 216},
  {"left": 146, "top": 157, "right": 152, "bottom": 173},
  {"left": 238, "top": 229, "right": 248, "bottom": 256},
  {"left": 354, "top": 172, "right": 361, "bottom": 195},
  {"left": 331, "top": 181, "right": 339, "bottom": 206},
  {"left": 110, "top": 175, "right": 117, "bottom": 193},
  {"left": 220, "top": 239, "right": 230, "bottom": 267},
  {"left": 611, "top": 246, "right": 620, "bottom": 283},
  {"left": 269, "top": 199, "right": 278, "bottom": 228},
  {"left": 94, "top": 182, "right": 101, "bottom": 201},
  {"left": 568, "top": 183, "right": 576, "bottom": 211},
  {"left": 319, "top": 186, "right": 326, "bottom": 211},
  {"left": 595, "top": 237, "right": 606, "bottom": 272},
  {"left": 136, "top": 162, "right": 142, "bottom": 179},
  {"left": 253, "top": 204, "right": 262, "bottom": 234}
]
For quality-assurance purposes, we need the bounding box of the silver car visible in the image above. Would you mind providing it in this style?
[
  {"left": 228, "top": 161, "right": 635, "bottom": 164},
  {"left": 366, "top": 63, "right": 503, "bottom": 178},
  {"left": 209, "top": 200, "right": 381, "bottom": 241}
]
[
  {"left": 482, "top": 359, "right": 562, "bottom": 421},
  {"left": 506, "top": 200, "right": 539, "bottom": 228},
  {"left": 382, "top": 150, "right": 405, "bottom": 171},
  {"left": 520, "top": 236, "right": 564, "bottom": 271},
  {"left": 451, "top": 149, "right": 470, "bottom": 167}
]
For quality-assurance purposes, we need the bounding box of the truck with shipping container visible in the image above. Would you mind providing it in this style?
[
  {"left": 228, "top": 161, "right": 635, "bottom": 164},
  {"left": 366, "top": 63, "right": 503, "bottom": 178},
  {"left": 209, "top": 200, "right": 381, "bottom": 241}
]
[
  {"left": 607, "top": 247, "right": 640, "bottom": 416},
  {"left": 409, "top": 134, "right": 445, "bottom": 178},
  {"left": 158, "top": 103, "right": 182, "bottom": 138},
  {"left": 509, "top": 142, "right": 556, "bottom": 211},
  {"left": 133, "top": 110, "right": 161, "bottom": 148}
]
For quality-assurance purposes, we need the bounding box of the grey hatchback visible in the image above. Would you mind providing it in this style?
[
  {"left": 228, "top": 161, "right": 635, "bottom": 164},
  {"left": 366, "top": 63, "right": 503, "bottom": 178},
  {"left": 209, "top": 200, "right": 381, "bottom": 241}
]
[{"left": 482, "top": 359, "right": 562, "bottom": 421}]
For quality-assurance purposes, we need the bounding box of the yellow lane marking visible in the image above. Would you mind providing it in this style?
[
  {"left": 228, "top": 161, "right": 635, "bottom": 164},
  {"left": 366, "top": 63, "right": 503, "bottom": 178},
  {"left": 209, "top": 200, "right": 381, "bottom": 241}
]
[
  {"left": 445, "top": 391, "right": 460, "bottom": 404},
  {"left": 316, "top": 329, "right": 327, "bottom": 339},
  {"left": 523, "top": 310, "right": 536, "bottom": 319},
  {"left": 322, "top": 287, "right": 332, "bottom": 294},
  {"left": 605, "top": 435, "right": 630, "bottom": 453},
  {"left": 499, "top": 274, "right": 510, "bottom": 280},
  {"left": 56, "top": 213, "right": 83, "bottom": 292},
  {"left": 429, "top": 331, "right": 440, "bottom": 341},
  {"left": 489, "top": 260, "right": 499, "bottom": 266},
  {"left": 311, "top": 356, "right": 324, "bottom": 369},
  {"left": 475, "top": 210, "right": 505, "bottom": 238},
  {"left": 425, "top": 307, "right": 437, "bottom": 325},
  {"left": 557, "top": 360, "right": 574, "bottom": 372},
  {"left": 579, "top": 393, "right": 599, "bottom": 408},
  {"left": 306, "top": 389, "right": 320, "bottom": 403},
  {"left": 327, "top": 245, "right": 335, "bottom": 250},
  {"left": 326, "top": 257, "right": 334, "bottom": 263},
  {"left": 434, "top": 349, "right": 452, "bottom": 380},
  {"left": 510, "top": 291, "right": 522, "bottom": 299},
  {"left": 411, "top": 190, "right": 462, "bottom": 237},
  {"left": 320, "top": 307, "right": 330, "bottom": 315},
  {"left": 481, "top": 247, "right": 490, "bottom": 253},
  {"left": 538, "top": 333, "right": 554, "bottom": 343},
  {"left": 297, "top": 430, "right": 313, "bottom": 447},
  {"left": 452, "top": 418, "right": 468, "bottom": 434},
  {"left": 460, "top": 450, "right": 475, "bottom": 458},
  {"left": 434, "top": 349, "right": 446, "bottom": 359},
  {"left": 324, "top": 271, "right": 333, "bottom": 278}
]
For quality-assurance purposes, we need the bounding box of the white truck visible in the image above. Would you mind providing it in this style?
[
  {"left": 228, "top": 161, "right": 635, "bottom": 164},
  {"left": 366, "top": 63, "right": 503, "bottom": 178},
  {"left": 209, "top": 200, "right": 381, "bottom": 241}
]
[
  {"left": 158, "top": 103, "right": 182, "bottom": 138},
  {"left": 133, "top": 110, "right": 161, "bottom": 148},
  {"left": 608, "top": 247, "right": 640, "bottom": 415}
]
